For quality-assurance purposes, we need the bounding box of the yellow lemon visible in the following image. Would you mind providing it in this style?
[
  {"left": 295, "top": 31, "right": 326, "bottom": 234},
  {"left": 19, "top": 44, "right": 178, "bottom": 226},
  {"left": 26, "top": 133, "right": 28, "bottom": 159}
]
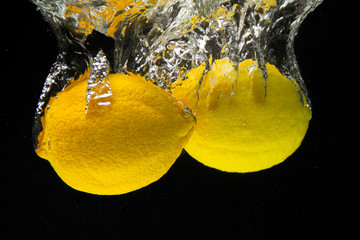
[
  {"left": 173, "top": 58, "right": 311, "bottom": 172},
  {"left": 36, "top": 72, "right": 194, "bottom": 195}
]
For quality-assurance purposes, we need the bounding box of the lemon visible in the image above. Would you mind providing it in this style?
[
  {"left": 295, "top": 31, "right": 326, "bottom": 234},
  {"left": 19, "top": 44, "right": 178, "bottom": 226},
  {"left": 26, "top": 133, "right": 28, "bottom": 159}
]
[
  {"left": 173, "top": 58, "right": 311, "bottom": 173},
  {"left": 36, "top": 72, "right": 194, "bottom": 195}
]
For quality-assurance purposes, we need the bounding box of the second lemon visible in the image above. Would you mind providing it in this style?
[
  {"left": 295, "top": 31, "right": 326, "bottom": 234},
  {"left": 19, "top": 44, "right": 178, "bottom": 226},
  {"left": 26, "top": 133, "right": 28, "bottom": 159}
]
[{"left": 173, "top": 59, "right": 311, "bottom": 172}]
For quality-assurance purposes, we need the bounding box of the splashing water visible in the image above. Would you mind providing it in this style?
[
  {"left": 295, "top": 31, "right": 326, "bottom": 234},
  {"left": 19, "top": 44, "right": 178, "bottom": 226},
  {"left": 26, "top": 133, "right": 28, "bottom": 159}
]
[{"left": 32, "top": 0, "right": 322, "bottom": 149}]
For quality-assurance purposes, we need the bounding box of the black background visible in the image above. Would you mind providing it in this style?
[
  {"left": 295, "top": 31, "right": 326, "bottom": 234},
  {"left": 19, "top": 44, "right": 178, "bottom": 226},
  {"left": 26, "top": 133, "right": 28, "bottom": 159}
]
[{"left": 2, "top": 0, "right": 359, "bottom": 239}]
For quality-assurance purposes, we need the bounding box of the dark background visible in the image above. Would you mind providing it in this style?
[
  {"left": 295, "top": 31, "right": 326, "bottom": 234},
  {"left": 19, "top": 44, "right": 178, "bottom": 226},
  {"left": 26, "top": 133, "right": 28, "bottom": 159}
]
[{"left": 2, "top": 0, "right": 358, "bottom": 239}]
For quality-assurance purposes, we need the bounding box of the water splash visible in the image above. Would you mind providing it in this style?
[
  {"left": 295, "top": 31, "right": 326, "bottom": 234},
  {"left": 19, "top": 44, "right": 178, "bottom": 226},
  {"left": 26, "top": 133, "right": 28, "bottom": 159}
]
[
  {"left": 85, "top": 50, "right": 112, "bottom": 113},
  {"left": 31, "top": 0, "right": 322, "bottom": 148}
]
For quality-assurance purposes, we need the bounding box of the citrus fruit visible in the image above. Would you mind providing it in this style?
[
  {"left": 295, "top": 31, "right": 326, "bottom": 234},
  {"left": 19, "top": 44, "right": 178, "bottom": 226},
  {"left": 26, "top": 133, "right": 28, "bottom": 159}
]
[
  {"left": 173, "top": 58, "right": 311, "bottom": 172},
  {"left": 36, "top": 72, "right": 195, "bottom": 195}
]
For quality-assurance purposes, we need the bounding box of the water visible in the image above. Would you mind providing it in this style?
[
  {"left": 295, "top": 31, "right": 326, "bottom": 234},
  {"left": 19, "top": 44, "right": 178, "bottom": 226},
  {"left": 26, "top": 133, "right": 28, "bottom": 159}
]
[
  {"left": 85, "top": 50, "right": 112, "bottom": 112},
  {"left": 31, "top": 0, "right": 322, "bottom": 149}
]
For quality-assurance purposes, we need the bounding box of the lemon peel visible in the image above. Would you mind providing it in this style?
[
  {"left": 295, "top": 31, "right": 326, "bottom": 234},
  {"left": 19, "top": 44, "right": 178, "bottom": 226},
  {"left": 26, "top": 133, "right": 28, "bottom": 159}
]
[
  {"left": 36, "top": 72, "right": 195, "bottom": 195},
  {"left": 173, "top": 58, "right": 311, "bottom": 173}
]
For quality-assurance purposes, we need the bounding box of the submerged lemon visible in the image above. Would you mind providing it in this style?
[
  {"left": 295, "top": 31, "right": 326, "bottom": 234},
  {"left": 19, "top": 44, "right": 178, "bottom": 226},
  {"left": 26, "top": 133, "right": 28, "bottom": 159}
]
[
  {"left": 173, "top": 59, "right": 311, "bottom": 172},
  {"left": 36, "top": 73, "right": 194, "bottom": 195}
]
